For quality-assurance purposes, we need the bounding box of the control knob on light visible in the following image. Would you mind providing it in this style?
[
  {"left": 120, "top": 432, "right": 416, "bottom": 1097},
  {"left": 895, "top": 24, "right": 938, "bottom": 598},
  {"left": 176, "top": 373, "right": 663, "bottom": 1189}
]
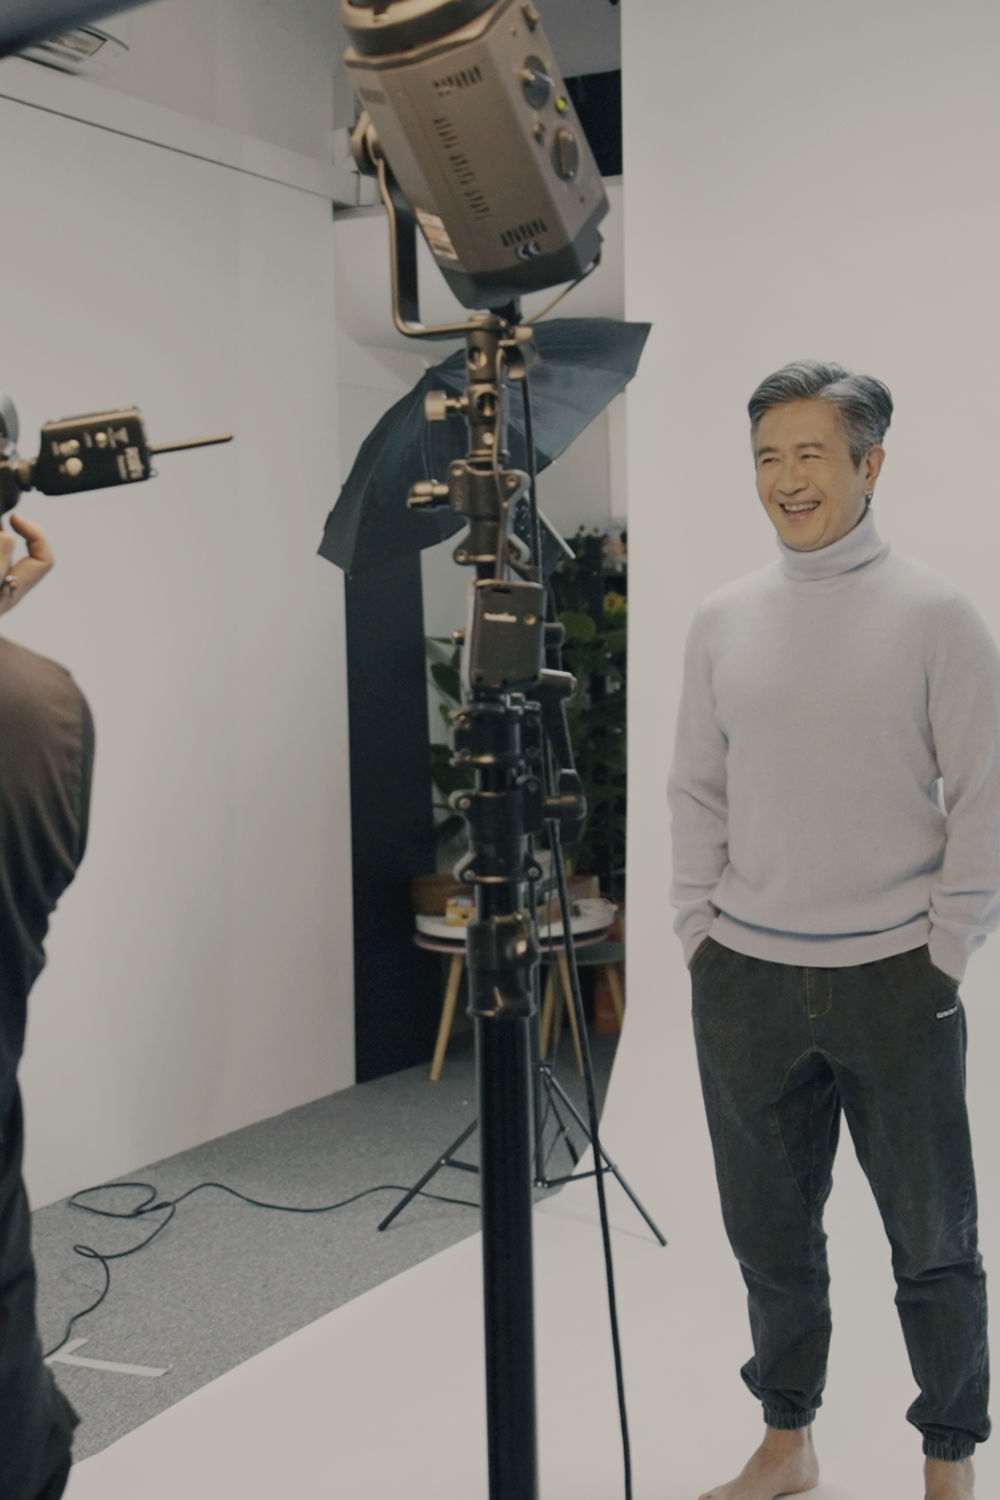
[{"left": 520, "top": 55, "right": 552, "bottom": 110}]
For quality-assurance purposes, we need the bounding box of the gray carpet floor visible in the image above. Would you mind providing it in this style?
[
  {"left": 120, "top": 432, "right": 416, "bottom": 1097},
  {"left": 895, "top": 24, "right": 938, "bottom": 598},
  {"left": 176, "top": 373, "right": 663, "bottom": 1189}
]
[{"left": 30, "top": 1028, "right": 619, "bottom": 1460}]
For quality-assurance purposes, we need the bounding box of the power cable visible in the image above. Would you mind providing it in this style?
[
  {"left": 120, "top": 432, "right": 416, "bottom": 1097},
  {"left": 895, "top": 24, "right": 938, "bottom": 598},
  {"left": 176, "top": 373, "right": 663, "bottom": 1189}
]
[
  {"left": 521, "top": 367, "right": 634, "bottom": 1500},
  {"left": 43, "top": 1177, "right": 477, "bottom": 1362}
]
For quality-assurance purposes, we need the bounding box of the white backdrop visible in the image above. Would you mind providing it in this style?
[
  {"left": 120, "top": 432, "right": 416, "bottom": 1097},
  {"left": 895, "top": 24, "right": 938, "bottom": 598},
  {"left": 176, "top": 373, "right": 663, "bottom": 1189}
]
[
  {"left": 0, "top": 85, "right": 354, "bottom": 1206},
  {"left": 607, "top": 0, "right": 1000, "bottom": 1463}
]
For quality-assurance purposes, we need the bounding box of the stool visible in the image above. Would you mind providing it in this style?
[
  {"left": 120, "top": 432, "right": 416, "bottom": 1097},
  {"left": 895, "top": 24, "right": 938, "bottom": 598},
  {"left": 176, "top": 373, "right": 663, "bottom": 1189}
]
[
  {"left": 415, "top": 927, "right": 612, "bottom": 1081},
  {"left": 541, "top": 939, "right": 624, "bottom": 1057}
]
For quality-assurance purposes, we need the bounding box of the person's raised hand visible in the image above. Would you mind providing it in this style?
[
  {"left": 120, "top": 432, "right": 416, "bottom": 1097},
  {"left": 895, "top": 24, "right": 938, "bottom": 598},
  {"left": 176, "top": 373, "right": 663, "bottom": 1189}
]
[{"left": 0, "top": 512, "right": 54, "bottom": 617}]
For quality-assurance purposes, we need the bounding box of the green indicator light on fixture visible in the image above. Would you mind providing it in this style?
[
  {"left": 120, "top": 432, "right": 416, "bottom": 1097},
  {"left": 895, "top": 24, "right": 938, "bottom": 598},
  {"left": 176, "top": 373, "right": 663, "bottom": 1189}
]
[{"left": 555, "top": 95, "right": 568, "bottom": 113}]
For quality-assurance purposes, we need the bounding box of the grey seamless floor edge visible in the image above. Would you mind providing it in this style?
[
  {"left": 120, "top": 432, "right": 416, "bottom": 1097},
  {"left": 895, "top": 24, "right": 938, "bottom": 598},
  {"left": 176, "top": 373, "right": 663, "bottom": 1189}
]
[{"left": 30, "top": 1031, "right": 618, "bottom": 1460}]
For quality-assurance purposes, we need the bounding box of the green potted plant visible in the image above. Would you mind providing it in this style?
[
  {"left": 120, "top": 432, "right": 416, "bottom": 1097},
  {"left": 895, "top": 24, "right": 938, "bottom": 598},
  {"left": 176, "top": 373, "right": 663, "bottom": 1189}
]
[
  {"left": 554, "top": 586, "right": 627, "bottom": 894},
  {"left": 426, "top": 635, "right": 473, "bottom": 857}
]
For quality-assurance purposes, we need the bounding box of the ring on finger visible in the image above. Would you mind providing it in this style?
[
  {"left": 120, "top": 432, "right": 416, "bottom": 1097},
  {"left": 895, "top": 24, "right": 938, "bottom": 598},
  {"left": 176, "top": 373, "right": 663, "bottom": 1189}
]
[{"left": 0, "top": 573, "right": 18, "bottom": 600}]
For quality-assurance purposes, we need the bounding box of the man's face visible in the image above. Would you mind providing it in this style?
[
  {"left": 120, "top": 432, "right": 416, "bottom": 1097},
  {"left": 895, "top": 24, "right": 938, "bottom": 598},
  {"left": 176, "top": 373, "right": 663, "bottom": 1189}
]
[{"left": 753, "top": 398, "right": 884, "bottom": 552}]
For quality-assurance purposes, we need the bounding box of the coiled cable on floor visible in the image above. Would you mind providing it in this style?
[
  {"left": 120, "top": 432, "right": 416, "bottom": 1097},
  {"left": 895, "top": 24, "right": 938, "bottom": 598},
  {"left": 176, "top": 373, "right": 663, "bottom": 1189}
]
[{"left": 43, "top": 1178, "right": 478, "bottom": 1361}]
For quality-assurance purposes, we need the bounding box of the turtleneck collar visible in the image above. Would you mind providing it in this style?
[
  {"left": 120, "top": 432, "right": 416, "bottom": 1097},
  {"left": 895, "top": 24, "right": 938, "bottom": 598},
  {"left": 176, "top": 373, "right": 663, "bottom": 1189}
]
[{"left": 777, "top": 506, "right": 890, "bottom": 584}]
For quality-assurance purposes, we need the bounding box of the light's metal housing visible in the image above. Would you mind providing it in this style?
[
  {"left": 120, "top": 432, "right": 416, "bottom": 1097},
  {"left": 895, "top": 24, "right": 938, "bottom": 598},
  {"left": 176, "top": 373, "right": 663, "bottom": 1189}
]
[{"left": 341, "top": 0, "right": 609, "bottom": 310}]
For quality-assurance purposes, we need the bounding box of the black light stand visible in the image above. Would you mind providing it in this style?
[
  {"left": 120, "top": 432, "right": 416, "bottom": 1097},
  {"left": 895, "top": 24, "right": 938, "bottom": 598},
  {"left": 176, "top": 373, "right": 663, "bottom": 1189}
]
[
  {"left": 410, "top": 302, "right": 615, "bottom": 1497},
  {"left": 378, "top": 307, "right": 668, "bottom": 1500},
  {"left": 417, "top": 309, "right": 555, "bottom": 1500},
  {"left": 352, "top": 130, "right": 663, "bottom": 1499}
]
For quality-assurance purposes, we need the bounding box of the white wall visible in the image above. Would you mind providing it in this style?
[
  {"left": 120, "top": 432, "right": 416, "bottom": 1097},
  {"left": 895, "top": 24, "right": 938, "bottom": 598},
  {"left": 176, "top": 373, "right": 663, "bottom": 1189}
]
[
  {"left": 78, "top": 0, "right": 346, "bottom": 161},
  {"left": 609, "top": 0, "right": 1000, "bottom": 1343},
  {"left": 0, "top": 18, "right": 354, "bottom": 1205}
]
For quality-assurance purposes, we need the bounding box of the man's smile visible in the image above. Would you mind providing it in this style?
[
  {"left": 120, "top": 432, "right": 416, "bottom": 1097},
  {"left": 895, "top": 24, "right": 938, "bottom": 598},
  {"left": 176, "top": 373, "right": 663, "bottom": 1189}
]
[{"left": 754, "top": 400, "right": 883, "bottom": 550}]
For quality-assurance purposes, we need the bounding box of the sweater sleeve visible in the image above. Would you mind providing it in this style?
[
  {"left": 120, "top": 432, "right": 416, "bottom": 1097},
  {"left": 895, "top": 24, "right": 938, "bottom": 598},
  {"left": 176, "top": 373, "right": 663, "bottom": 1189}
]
[
  {"left": 667, "top": 610, "right": 729, "bottom": 964},
  {"left": 926, "top": 591, "right": 1000, "bottom": 982}
]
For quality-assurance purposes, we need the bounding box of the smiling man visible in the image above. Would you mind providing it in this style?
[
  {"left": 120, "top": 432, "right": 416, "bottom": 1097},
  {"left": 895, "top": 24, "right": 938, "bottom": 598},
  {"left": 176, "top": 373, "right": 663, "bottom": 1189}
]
[{"left": 668, "top": 360, "right": 999, "bottom": 1500}]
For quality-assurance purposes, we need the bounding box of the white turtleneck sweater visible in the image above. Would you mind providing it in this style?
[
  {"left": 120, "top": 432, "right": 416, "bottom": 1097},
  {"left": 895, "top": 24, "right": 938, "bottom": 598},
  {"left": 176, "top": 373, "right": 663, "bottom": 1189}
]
[{"left": 668, "top": 510, "right": 1000, "bottom": 980}]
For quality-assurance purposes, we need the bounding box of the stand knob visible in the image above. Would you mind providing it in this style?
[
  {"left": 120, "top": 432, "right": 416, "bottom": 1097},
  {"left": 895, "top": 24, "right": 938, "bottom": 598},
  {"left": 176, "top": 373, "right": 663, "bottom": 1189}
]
[
  {"left": 408, "top": 480, "right": 450, "bottom": 509},
  {"left": 425, "top": 390, "right": 464, "bottom": 422}
]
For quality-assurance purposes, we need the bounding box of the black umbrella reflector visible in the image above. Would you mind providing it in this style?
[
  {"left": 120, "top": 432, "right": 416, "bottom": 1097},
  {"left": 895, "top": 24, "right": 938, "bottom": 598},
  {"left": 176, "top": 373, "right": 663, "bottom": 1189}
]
[
  {"left": 0, "top": 0, "right": 158, "bottom": 56},
  {"left": 319, "top": 317, "right": 650, "bottom": 578}
]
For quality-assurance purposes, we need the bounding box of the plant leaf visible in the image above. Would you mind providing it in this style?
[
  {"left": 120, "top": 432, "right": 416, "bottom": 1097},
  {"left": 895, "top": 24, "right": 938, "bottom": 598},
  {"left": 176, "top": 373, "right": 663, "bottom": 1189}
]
[
  {"left": 430, "top": 661, "right": 462, "bottom": 704},
  {"left": 558, "top": 610, "right": 598, "bottom": 643}
]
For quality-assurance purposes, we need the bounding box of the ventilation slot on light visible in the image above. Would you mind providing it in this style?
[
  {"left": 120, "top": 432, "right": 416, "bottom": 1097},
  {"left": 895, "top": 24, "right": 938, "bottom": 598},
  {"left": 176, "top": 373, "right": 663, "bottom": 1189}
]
[
  {"left": 433, "top": 65, "right": 485, "bottom": 96},
  {"left": 500, "top": 219, "right": 549, "bottom": 249},
  {"left": 433, "top": 117, "right": 492, "bottom": 221}
]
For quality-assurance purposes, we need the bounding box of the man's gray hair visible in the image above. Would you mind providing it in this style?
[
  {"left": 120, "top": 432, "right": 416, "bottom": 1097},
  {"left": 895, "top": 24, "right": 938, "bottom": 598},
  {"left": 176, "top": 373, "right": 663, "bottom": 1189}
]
[{"left": 748, "top": 360, "right": 893, "bottom": 467}]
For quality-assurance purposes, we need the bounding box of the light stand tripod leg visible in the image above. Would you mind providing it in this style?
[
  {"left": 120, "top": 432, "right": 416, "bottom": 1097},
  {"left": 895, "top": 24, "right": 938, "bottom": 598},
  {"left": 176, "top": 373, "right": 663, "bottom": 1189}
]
[
  {"left": 533, "top": 1071, "right": 581, "bottom": 1179},
  {"left": 538, "top": 1064, "right": 667, "bottom": 1247},
  {"left": 376, "top": 1119, "right": 479, "bottom": 1232},
  {"left": 529, "top": 982, "right": 582, "bottom": 1183}
]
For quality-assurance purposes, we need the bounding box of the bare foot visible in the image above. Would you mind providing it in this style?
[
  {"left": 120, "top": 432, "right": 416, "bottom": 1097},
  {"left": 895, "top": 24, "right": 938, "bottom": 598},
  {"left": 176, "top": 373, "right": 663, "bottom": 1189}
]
[
  {"left": 698, "top": 1425, "right": 819, "bottom": 1500},
  {"left": 925, "top": 1457, "right": 976, "bottom": 1500}
]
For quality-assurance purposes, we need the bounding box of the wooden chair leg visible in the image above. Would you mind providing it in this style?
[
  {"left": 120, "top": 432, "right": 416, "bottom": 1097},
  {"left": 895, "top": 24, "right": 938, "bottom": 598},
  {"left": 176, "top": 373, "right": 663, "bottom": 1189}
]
[
  {"left": 604, "top": 963, "right": 625, "bottom": 1028},
  {"left": 556, "top": 950, "right": 584, "bottom": 1076},
  {"left": 539, "top": 967, "right": 556, "bottom": 1057},
  {"left": 429, "top": 953, "right": 464, "bottom": 1081},
  {"left": 549, "top": 959, "right": 566, "bottom": 1054}
]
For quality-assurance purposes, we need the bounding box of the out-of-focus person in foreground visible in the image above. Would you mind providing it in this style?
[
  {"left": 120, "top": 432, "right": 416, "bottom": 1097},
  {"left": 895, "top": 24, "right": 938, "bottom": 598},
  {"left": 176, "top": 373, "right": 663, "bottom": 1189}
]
[{"left": 0, "top": 512, "right": 93, "bottom": 1500}]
